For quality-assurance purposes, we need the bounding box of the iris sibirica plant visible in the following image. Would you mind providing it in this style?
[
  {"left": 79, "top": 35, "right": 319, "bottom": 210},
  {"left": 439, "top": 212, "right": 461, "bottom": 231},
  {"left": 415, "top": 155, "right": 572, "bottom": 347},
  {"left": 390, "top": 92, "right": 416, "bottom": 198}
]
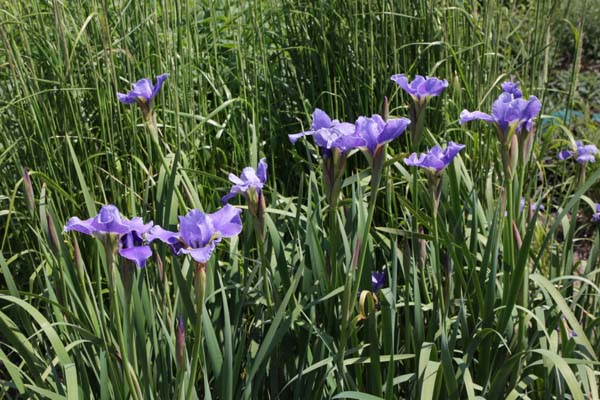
[
  {"left": 391, "top": 74, "right": 448, "bottom": 149},
  {"left": 592, "top": 204, "right": 600, "bottom": 223},
  {"left": 117, "top": 73, "right": 169, "bottom": 115}
]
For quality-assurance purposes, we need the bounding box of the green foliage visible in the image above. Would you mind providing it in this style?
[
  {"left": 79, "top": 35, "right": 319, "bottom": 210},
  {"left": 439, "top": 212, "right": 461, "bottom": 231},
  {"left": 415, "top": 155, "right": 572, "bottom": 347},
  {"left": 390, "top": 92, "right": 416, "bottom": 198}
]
[{"left": 1, "top": 0, "right": 599, "bottom": 399}]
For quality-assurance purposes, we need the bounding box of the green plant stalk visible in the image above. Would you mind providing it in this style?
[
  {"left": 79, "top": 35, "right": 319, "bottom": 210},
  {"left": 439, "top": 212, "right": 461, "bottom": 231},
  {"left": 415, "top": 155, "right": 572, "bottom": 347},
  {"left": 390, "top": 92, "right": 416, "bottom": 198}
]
[
  {"left": 255, "top": 220, "right": 273, "bottom": 311},
  {"left": 186, "top": 262, "right": 207, "bottom": 399},
  {"left": 336, "top": 149, "right": 383, "bottom": 389},
  {"left": 103, "top": 236, "right": 143, "bottom": 400}
]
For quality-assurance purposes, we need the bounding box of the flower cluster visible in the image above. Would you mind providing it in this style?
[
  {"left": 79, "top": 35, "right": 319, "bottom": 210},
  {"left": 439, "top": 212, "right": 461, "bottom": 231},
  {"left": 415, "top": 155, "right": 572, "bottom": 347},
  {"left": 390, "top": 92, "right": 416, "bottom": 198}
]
[
  {"left": 65, "top": 204, "right": 243, "bottom": 266},
  {"left": 289, "top": 109, "right": 410, "bottom": 158}
]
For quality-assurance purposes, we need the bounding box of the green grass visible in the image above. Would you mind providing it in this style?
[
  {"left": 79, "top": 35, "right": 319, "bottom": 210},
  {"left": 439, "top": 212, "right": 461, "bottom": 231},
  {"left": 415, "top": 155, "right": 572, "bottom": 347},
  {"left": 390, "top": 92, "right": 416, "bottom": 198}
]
[{"left": 1, "top": 0, "right": 600, "bottom": 398}]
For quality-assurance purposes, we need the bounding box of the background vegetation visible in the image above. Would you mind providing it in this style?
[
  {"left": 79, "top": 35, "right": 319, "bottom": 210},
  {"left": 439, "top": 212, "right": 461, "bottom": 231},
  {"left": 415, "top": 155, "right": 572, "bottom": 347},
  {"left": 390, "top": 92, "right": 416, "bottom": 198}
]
[{"left": 1, "top": 0, "right": 599, "bottom": 398}]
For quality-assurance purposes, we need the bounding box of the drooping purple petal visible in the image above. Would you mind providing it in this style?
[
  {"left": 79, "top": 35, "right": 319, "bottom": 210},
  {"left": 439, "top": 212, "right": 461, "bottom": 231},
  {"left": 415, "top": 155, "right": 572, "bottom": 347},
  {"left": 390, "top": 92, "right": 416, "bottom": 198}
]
[
  {"left": 180, "top": 244, "right": 217, "bottom": 263},
  {"left": 288, "top": 130, "right": 314, "bottom": 144},
  {"left": 119, "top": 245, "right": 152, "bottom": 268},
  {"left": 116, "top": 92, "right": 138, "bottom": 105},
  {"left": 459, "top": 110, "right": 495, "bottom": 125}
]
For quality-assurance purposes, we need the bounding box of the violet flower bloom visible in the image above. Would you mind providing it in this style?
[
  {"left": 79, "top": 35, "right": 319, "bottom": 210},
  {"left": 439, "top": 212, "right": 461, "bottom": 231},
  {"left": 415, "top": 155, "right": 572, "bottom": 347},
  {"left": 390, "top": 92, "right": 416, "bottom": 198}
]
[
  {"left": 391, "top": 74, "right": 448, "bottom": 103},
  {"left": 354, "top": 114, "right": 411, "bottom": 156},
  {"left": 371, "top": 270, "right": 387, "bottom": 293},
  {"left": 64, "top": 205, "right": 153, "bottom": 268},
  {"left": 117, "top": 73, "right": 169, "bottom": 105},
  {"left": 558, "top": 141, "right": 599, "bottom": 164},
  {"left": 592, "top": 204, "right": 600, "bottom": 223},
  {"left": 404, "top": 142, "right": 465, "bottom": 173},
  {"left": 459, "top": 81, "right": 541, "bottom": 137},
  {"left": 222, "top": 158, "right": 267, "bottom": 204},
  {"left": 289, "top": 108, "right": 363, "bottom": 156},
  {"left": 148, "top": 205, "right": 242, "bottom": 263}
]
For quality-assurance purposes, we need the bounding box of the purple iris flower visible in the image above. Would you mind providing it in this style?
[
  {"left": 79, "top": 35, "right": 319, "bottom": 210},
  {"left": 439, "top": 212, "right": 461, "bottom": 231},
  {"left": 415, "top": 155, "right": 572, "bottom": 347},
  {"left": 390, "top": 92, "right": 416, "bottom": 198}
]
[
  {"left": 404, "top": 142, "right": 465, "bottom": 172},
  {"left": 371, "top": 270, "right": 387, "bottom": 293},
  {"left": 222, "top": 158, "right": 267, "bottom": 204},
  {"left": 148, "top": 205, "right": 242, "bottom": 263},
  {"left": 390, "top": 74, "right": 448, "bottom": 103},
  {"left": 592, "top": 204, "right": 600, "bottom": 223},
  {"left": 289, "top": 108, "right": 363, "bottom": 155},
  {"left": 459, "top": 81, "right": 541, "bottom": 135},
  {"left": 117, "top": 73, "right": 169, "bottom": 105},
  {"left": 558, "top": 141, "right": 599, "bottom": 164},
  {"left": 354, "top": 114, "right": 411, "bottom": 156},
  {"left": 64, "top": 205, "right": 154, "bottom": 268}
]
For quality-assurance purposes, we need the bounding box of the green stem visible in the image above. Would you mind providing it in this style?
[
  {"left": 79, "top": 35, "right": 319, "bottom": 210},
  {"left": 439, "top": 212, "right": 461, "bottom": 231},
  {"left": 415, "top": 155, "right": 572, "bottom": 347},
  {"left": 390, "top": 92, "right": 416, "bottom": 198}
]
[
  {"left": 186, "top": 263, "right": 206, "bottom": 399},
  {"left": 104, "top": 237, "right": 142, "bottom": 400}
]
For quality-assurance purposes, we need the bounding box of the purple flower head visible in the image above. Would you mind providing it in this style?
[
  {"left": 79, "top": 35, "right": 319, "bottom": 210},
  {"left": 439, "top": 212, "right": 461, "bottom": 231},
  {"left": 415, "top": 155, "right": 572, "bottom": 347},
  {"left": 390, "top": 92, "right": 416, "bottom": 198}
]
[
  {"left": 117, "top": 73, "right": 169, "bottom": 105},
  {"left": 147, "top": 205, "right": 242, "bottom": 264},
  {"left": 391, "top": 74, "right": 448, "bottom": 103},
  {"left": 558, "top": 141, "right": 599, "bottom": 164},
  {"left": 404, "top": 142, "right": 465, "bottom": 173},
  {"left": 501, "top": 81, "right": 523, "bottom": 98},
  {"left": 592, "top": 203, "right": 600, "bottom": 223},
  {"left": 354, "top": 114, "right": 411, "bottom": 156},
  {"left": 289, "top": 109, "right": 363, "bottom": 156},
  {"left": 371, "top": 270, "right": 387, "bottom": 293},
  {"left": 64, "top": 205, "right": 154, "bottom": 268},
  {"left": 222, "top": 158, "right": 268, "bottom": 204},
  {"left": 459, "top": 82, "right": 541, "bottom": 136}
]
